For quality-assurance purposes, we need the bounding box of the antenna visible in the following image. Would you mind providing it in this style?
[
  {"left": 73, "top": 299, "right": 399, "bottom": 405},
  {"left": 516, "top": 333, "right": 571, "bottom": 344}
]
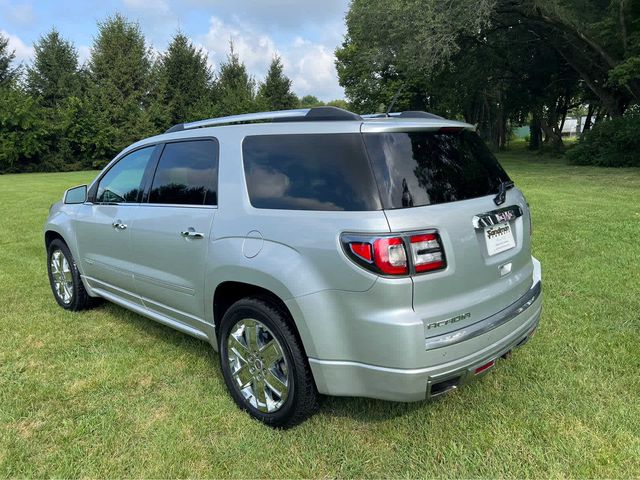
[{"left": 386, "top": 84, "right": 404, "bottom": 116}]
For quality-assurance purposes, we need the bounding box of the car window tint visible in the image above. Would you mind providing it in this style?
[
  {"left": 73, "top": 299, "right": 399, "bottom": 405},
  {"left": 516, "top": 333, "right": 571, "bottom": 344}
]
[
  {"left": 242, "top": 134, "right": 381, "bottom": 211},
  {"left": 149, "top": 140, "right": 218, "bottom": 206},
  {"left": 363, "top": 130, "right": 511, "bottom": 209},
  {"left": 96, "top": 147, "right": 155, "bottom": 203}
]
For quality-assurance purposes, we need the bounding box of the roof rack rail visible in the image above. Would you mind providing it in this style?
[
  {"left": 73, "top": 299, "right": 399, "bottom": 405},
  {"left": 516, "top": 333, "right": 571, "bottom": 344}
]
[
  {"left": 164, "top": 106, "right": 361, "bottom": 133},
  {"left": 362, "top": 111, "right": 444, "bottom": 120}
]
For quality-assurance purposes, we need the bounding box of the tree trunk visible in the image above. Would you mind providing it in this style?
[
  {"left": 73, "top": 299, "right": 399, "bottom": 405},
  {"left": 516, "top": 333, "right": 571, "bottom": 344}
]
[
  {"left": 529, "top": 109, "right": 543, "bottom": 151},
  {"left": 580, "top": 104, "right": 596, "bottom": 139},
  {"left": 620, "top": 0, "right": 628, "bottom": 54},
  {"left": 495, "top": 89, "right": 507, "bottom": 150},
  {"left": 540, "top": 115, "right": 564, "bottom": 151}
]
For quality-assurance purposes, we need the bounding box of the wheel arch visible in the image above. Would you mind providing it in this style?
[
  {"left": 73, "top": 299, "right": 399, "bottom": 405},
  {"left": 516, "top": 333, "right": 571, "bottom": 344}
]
[
  {"left": 44, "top": 229, "right": 66, "bottom": 249},
  {"left": 212, "top": 281, "right": 314, "bottom": 359}
]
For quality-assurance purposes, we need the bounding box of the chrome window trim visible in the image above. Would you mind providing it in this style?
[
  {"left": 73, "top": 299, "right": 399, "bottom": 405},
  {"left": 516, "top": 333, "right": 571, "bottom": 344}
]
[
  {"left": 83, "top": 202, "right": 218, "bottom": 209},
  {"left": 137, "top": 203, "right": 218, "bottom": 210},
  {"left": 424, "top": 281, "right": 542, "bottom": 350}
]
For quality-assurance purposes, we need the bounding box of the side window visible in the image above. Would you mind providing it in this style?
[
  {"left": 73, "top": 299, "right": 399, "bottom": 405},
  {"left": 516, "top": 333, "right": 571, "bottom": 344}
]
[
  {"left": 242, "top": 134, "right": 381, "bottom": 211},
  {"left": 96, "top": 146, "right": 155, "bottom": 203},
  {"left": 148, "top": 140, "right": 218, "bottom": 206}
]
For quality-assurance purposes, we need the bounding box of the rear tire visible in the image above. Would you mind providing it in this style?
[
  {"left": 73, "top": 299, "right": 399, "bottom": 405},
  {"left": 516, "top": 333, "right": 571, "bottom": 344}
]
[
  {"left": 47, "top": 239, "right": 95, "bottom": 311},
  {"left": 219, "top": 296, "right": 319, "bottom": 428}
]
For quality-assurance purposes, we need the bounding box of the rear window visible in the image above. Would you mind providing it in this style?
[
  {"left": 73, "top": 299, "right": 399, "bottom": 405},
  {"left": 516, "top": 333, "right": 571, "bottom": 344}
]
[
  {"left": 363, "top": 130, "right": 511, "bottom": 209},
  {"left": 242, "top": 134, "right": 381, "bottom": 211}
]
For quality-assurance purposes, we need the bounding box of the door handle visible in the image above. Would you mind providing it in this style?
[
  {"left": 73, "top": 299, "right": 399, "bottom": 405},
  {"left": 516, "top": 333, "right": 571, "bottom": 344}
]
[
  {"left": 181, "top": 229, "right": 204, "bottom": 239},
  {"left": 112, "top": 221, "right": 127, "bottom": 230}
]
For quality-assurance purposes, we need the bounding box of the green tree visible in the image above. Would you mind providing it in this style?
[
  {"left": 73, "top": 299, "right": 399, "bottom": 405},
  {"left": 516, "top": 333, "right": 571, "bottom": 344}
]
[
  {"left": 338, "top": 0, "right": 631, "bottom": 150},
  {"left": 326, "top": 99, "right": 350, "bottom": 110},
  {"left": 26, "top": 29, "right": 81, "bottom": 107},
  {"left": 0, "top": 33, "right": 20, "bottom": 86},
  {"left": 154, "top": 32, "right": 214, "bottom": 128},
  {"left": 214, "top": 44, "right": 256, "bottom": 115},
  {"left": 87, "top": 14, "right": 155, "bottom": 159},
  {"left": 0, "top": 86, "right": 48, "bottom": 172},
  {"left": 0, "top": 34, "right": 48, "bottom": 172},
  {"left": 299, "top": 95, "right": 324, "bottom": 108},
  {"left": 338, "top": 0, "right": 640, "bottom": 120},
  {"left": 257, "top": 56, "right": 298, "bottom": 110}
]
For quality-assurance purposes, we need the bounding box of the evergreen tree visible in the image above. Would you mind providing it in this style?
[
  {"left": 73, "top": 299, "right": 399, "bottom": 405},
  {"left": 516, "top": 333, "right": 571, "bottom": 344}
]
[
  {"left": 88, "top": 14, "right": 155, "bottom": 158},
  {"left": 27, "top": 29, "right": 80, "bottom": 107},
  {"left": 0, "top": 33, "right": 20, "bottom": 86},
  {"left": 0, "top": 87, "right": 47, "bottom": 172},
  {"left": 215, "top": 43, "right": 256, "bottom": 115},
  {"left": 0, "top": 33, "right": 47, "bottom": 172},
  {"left": 155, "top": 32, "right": 214, "bottom": 128},
  {"left": 257, "top": 56, "right": 298, "bottom": 111}
]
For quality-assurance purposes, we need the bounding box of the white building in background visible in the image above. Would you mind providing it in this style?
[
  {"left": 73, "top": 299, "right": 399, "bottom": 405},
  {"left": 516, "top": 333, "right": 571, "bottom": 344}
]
[{"left": 561, "top": 116, "right": 594, "bottom": 137}]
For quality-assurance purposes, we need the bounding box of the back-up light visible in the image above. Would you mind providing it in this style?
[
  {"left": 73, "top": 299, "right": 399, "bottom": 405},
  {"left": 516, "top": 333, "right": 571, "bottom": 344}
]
[
  {"left": 342, "top": 231, "right": 446, "bottom": 276},
  {"left": 410, "top": 233, "right": 445, "bottom": 272}
]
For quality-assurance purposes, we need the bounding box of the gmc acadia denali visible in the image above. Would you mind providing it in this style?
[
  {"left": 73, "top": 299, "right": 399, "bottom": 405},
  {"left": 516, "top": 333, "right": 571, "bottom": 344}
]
[{"left": 44, "top": 107, "right": 542, "bottom": 428}]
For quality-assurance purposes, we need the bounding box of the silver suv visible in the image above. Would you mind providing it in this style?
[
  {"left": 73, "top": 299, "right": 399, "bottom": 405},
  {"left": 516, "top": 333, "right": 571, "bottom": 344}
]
[{"left": 44, "top": 107, "right": 542, "bottom": 428}]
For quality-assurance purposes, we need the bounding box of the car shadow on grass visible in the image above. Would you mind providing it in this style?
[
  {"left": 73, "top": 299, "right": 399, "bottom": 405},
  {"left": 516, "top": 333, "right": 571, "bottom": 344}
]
[
  {"left": 99, "top": 301, "right": 445, "bottom": 424},
  {"left": 318, "top": 395, "right": 427, "bottom": 422}
]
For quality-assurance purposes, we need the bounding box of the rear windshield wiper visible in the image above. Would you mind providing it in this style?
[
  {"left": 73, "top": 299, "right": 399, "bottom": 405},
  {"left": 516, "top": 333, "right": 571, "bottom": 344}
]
[{"left": 493, "top": 180, "right": 515, "bottom": 206}]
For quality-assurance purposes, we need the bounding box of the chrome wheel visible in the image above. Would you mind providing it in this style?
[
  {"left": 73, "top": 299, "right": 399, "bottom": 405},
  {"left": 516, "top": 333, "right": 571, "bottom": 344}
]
[
  {"left": 50, "top": 249, "right": 73, "bottom": 304},
  {"left": 227, "top": 318, "right": 290, "bottom": 413}
]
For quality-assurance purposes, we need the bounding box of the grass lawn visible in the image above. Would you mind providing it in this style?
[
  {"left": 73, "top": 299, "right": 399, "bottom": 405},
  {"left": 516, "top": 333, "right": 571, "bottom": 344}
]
[{"left": 1, "top": 148, "right": 639, "bottom": 478}]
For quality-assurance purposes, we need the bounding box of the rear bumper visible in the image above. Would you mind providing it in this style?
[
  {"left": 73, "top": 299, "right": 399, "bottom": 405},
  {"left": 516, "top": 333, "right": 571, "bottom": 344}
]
[{"left": 306, "top": 257, "right": 542, "bottom": 402}]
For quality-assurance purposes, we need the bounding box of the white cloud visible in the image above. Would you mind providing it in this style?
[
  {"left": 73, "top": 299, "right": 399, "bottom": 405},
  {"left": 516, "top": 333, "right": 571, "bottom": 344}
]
[
  {"left": 200, "top": 16, "right": 344, "bottom": 100},
  {"left": 77, "top": 45, "right": 91, "bottom": 65},
  {"left": 202, "top": 17, "right": 277, "bottom": 76},
  {"left": 0, "top": 29, "right": 33, "bottom": 63}
]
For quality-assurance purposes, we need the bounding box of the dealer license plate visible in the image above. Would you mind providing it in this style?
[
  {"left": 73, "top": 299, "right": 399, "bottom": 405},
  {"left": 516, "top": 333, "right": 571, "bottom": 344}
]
[{"left": 484, "top": 222, "right": 516, "bottom": 256}]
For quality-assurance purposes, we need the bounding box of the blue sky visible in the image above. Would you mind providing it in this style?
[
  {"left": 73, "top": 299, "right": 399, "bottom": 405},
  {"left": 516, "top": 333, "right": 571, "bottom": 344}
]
[{"left": 0, "top": 0, "right": 350, "bottom": 100}]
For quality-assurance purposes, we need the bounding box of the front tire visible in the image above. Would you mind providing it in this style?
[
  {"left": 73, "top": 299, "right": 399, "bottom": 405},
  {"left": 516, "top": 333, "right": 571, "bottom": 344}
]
[
  {"left": 47, "top": 239, "right": 94, "bottom": 311},
  {"left": 219, "top": 297, "right": 319, "bottom": 428}
]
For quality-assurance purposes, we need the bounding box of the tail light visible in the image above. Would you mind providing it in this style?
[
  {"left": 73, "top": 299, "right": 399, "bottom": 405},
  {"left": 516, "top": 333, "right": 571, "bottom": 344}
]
[
  {"left": 342, "top": 231, "right": 446, "bottom": 276},
  {"left": 373, "top": 237, "right": 408, "bottom": 275}
]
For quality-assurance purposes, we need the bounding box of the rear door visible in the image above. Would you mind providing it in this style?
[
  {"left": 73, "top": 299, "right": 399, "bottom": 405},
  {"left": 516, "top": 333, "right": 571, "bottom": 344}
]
[
  {"left": 363, "top": 129, "right": 534, "bottom": 339},
  {"left": 75, "top": 145, "right": 157, "bottom": 304},
  {"left": 129, "top": 139, "right": 219, "bottom": 330}
]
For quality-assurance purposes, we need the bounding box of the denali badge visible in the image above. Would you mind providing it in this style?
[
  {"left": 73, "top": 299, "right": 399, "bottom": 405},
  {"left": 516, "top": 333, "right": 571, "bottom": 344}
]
[
  {"left": 495, "top": 210, "right": 515, "bottom": 223},
  {"left": 472, "top": 205, "right": 523, "bottom": 229},
  {"left": 426, "top": 312, "right": 471, "bottom": 330}
]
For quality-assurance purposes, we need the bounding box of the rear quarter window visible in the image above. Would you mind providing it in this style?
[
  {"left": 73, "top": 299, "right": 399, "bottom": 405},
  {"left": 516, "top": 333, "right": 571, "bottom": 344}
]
[{"left": 242, "top": 134, "right": 381, "bottom": 211}]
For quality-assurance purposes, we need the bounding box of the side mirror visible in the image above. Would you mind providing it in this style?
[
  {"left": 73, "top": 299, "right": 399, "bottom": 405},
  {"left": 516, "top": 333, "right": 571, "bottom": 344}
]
[{"left": 63, "top": 185, "right": 88, "bottom": 204}]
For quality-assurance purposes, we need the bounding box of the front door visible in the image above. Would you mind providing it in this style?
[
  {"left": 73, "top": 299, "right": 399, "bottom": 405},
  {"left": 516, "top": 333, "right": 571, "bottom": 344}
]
[
  {"left": 74, "top": 146, "right": 157, "bottom": 304},
  {"left": 130, "top": 139, "right": 219, "bottom": 330}
]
